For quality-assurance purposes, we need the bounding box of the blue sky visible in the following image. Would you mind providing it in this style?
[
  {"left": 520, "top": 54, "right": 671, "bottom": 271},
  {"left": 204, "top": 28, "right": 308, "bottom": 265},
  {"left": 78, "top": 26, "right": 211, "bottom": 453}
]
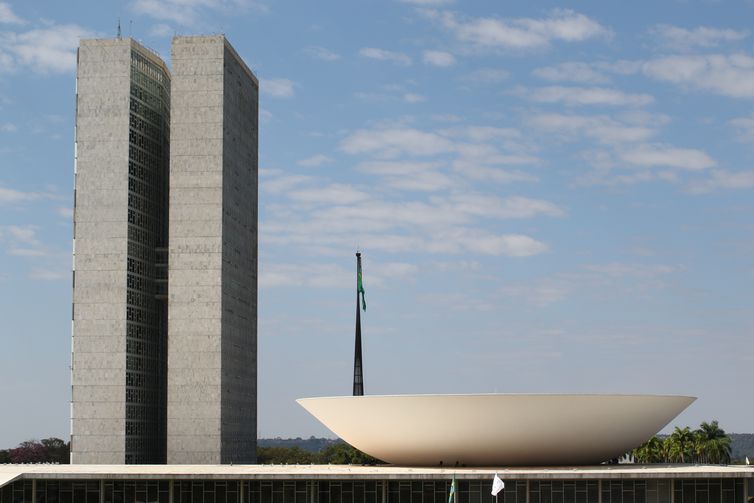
[{"left": 1, "top": 0, "right": 754, "bottom": 447}]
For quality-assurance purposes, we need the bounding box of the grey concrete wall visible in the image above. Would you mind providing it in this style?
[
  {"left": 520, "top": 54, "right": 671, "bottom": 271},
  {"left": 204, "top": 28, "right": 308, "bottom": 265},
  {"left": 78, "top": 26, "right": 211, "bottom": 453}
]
[
  {"left": 167, "top": 35, "right": 257, "bottom": 464},
  {"left": 72, "top": 38, "right": 133, "bottom": 464},
  {"left": 168, "top": 36, "right": 226, "bottom": 464},
  {"left": 220, "top": 41, "right": 258, "bottom": 464}
]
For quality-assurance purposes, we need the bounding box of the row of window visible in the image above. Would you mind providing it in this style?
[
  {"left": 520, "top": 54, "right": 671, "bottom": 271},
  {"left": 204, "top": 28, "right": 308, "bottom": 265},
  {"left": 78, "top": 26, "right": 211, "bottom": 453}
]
[
  {"left": 130, "top": 83, "right": 165, "bottom": 113},
  {"left": 129, "top": 129, "right": 162, "bottom": 158},
  {"left": 128, "top": 175, "right": 161, "bottom": 203},
  {"left": 129, "top": 144, "right": 164, "bottom": 172},
  {"left": 128, "top": 225, "right": 157, "bottom": 247},
  {"left": 125, "top": 385, "right": 158, "bottom": 405},
  {"left": 126, "top": 337, "right": 161, "bottom": 359},
  {"left": 131, "top": 69, "right": 169, "bottom": 106},
  {"left": 130, "top": 113, "right": 164, "bottom": 145},
  {"left": 126, "top": 322, "right": 164, "bottom": 342},
  {"left": 131, "top": 50, "right": 169, "bottom": 87},
  {"left": 126, "top": 306, "right": 162, "bottom": 326},
  {"left": 1, "top": 480, "right": 749, "bottom": 503},
  {"left": 130, "top": 97, "right": 166, "bottom": 130}
]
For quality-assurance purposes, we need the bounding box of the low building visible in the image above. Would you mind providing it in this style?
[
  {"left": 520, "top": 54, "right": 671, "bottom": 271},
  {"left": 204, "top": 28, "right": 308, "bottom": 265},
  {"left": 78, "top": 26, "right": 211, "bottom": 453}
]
[{"left": 1, "top": 464, "right": 752, "bottom": 503}]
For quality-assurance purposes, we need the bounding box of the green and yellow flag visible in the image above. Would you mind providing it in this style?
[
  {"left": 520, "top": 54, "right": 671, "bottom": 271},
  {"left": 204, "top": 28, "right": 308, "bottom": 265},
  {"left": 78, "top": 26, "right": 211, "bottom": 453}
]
[
  {"left": 448, "top": 479, "right": 456, "bottom": 503},
  {"left": 357, "top": 256, "right": 366, "bottom": 311}
]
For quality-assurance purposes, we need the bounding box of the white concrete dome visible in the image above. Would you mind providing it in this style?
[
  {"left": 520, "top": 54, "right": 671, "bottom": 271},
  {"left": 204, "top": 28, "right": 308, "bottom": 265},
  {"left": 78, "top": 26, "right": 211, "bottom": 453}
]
[{"left": 297, "top": 394, "right": 695, "bottom": 466}]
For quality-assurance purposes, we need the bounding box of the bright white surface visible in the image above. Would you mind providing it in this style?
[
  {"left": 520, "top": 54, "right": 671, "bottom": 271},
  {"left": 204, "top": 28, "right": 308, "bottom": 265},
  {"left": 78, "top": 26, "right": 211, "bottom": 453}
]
[{"left": 297, "top": 394, "right": 695, "bottom": 466}]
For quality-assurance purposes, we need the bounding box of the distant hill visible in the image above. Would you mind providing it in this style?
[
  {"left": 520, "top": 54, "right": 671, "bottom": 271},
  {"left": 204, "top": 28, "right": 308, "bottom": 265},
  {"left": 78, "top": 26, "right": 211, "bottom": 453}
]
[
  {"left": 730, "top": 434, "right": 754, "bottom": 461},
  {"left": 259, "top": 434, "right": 754, "bottom": 461},
  {"left": 258, "top": 437, "right": 341, "bottom": 453}
]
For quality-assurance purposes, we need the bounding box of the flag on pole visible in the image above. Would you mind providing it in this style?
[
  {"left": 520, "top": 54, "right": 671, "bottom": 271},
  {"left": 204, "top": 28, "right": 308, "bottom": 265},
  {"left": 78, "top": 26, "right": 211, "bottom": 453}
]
[
  {"left": 491, "top": 474, "right": 504, "bottom": 496},
  {"left": 746, "top": 456, "right": 750, "bottom": 465},
  {"left": 357, "top": 255, "right": 366, "bottom": 311},
  {"left": 448, "top": 478, "right": 456, "bottom": 503}
]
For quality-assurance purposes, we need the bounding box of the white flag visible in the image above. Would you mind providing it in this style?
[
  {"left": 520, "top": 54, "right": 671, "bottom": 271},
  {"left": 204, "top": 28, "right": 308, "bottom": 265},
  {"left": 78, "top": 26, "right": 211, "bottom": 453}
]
[
  {"left": 491, "top": 474, "right": 504, "bottom": 496},
  {"left": 746, "top": 456, "right": 750, "bottom": 465}
]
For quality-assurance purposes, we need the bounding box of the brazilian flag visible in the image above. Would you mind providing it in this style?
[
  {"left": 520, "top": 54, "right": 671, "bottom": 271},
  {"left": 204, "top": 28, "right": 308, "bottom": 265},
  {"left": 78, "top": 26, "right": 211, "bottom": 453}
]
[{"left": 357, "top": 257, "right": 366, "bottom": 311}]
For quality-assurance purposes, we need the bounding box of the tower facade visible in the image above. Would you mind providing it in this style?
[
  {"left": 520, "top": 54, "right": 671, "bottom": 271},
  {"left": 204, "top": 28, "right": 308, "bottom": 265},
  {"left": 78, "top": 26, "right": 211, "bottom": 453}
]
[
  {"left": 71, "top": 35, "right": 257, "bottom": 465},
  {"left": 167, "top": 35, "right": 258, "bottom": 464},
  {"left": 72, "top": 38, "right": 170, "bottom": 464}
]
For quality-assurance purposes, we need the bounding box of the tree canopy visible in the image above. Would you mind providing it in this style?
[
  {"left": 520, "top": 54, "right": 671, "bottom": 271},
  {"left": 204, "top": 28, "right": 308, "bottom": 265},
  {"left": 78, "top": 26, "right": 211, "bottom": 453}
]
[
  {"left": 633, "top": 420, "right": 732, "bottom": 464},
  {"left": 257, "top": 441, "right": 383, "bottom": 465}
]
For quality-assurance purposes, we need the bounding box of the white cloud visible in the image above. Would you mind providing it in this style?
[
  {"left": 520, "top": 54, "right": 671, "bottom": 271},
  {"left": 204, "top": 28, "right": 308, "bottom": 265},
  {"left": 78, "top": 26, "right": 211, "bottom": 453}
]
[
  {"left": 260, "top": 260, "right": 418, "bottom": 290},
  {"left": 432, "top": 114, "right": 462, "bottom": 122},
  {"left": 685, "top": 169, "right": 754, "bottom": 194},
  {"left": 288, "top": 183, "right": 371, "bottom": 206},
  {"left": 0, "top": 24, "right": 97, "bottom": 74},
  {"left": 447, "top": 193, "right": 564, "bottom": 219},
  {"left": 500, "top": 281, "right": 569, "bottom": 307},
  {"left": 340, "top": 128, "right": 455, "bottom": 157},
  {"left": 357, "top": 160, "right": 454, "bottom": 192},
  {"left": 399, "top": 0, "right": 453, "bottom": 4},
  {"left": 1, "top": 122, "right": 16, "bottom": 132},
  {"left": 0, "top": 2, "right": 24, "bottom": 24},
  {"left": 582, "top": 263, "right": 679, "bottom": 278},
  {"left": 452, "top": 163, "right": 537, "bottom": 183},
  {"left": 130, "top": 0, "right": 265, "bottom": 26},
  {"left": 56, "top": 206, "right": 74, "bottom": 218},
  {"left": 403, "top": 93, "right": 426, "bottom": 103},
  {"left": 262, "top": 174, "right": 313, "bottom": 194},
  {"left": 527, "top": 113, "right": 655, "bottom": 145},
  {"left": 3, "top": 225, "right": 38, "bottom": 245},
  {"left": 262, "top": 78, "right": 295, "bottom": 98},
  {"left": 0, "top": 185, "right": 49, "bottom": 205},
  {"left": 642, "top": 54, "right": 754, "bottom": 99},
  {"left": 262, "top": 168, "right": 558, "bottom": 258},
  {"left": 462, "top": 68, "right": 509, "bottom": 83},
  {"left": 527, "top": 86, "right": 654, "bottom": 107},
  {"left": 423, "top": 50, "right": 456, "bottom": 67},
  {"left": 297, "top": 154, "right": 333, "bottom": 167},
  {"left": 729, "top": 114, "right": 754, "bottom": 141},
  {"left": 359, "top": 47, "right": 412, "bottom": 66},
  {"left": 428, "top": 8, "right": 610, "bottom": 50},
  {"left": 650, "top": 24, "right": 748, "bottom": 50},
  {"left": 149, "top": 23, "right": 174, "bottom": 37},
  {"left": 619, "top": 144, "right": 716, "bottom": 171},
  {"left": 29, "top": 268, "right": 68, "bottom": 281},
  {"left": 532, "top": 62, "right": 609, "bottom": 84},
  {"left": 304, "top": 46, "right": 340, "bottom": 61},
  {"left": 463, "top": 233, "right": 548, "bottom": 256}
]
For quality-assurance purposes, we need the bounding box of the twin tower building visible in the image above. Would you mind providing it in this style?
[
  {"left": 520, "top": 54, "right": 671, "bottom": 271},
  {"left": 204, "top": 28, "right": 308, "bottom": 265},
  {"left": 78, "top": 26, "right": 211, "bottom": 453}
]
[{"left": 72, "top": 35, "right": 258, "bottom": 464}]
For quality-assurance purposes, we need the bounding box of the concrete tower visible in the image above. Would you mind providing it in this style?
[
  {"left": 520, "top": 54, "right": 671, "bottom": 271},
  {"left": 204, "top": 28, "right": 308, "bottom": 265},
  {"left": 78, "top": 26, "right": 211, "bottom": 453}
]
[
  {"left": 167, "top": 35, "right": 258, "bottom": 464},
  {"left": 71, "top": 38, "right": 170, "bottom": 464},
  {"left": 71, "top": 34, "right": 257, "bottom": 465}
]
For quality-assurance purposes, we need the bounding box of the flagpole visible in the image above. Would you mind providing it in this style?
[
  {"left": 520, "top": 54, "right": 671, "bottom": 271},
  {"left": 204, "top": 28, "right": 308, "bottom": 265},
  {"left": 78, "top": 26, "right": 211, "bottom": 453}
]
[{"left": 353, "top": 252, "right": 364, "bottom": 396}]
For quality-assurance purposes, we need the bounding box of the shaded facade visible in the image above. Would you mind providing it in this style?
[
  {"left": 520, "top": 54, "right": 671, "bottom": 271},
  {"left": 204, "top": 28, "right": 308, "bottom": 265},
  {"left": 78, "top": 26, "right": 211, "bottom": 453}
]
[{"left": 167, "top": 35, "right": 258, "bottom": 465}]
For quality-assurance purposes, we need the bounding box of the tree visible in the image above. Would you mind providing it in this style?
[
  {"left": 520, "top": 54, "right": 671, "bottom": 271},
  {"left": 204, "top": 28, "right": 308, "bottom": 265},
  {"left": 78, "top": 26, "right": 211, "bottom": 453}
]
[
  {"left": 633, "top": 436, "right": 665, "bottom": 463},
  {"left": 255, "top": 441, "right": 384, "bottom": 465},
  {"left": 9, "top": 441, "right": 49, "bottom": 463},
  {"left": 257, "top": 446, "right": 317, "bottom": 464},
  {"left": 668, "top": 426, "right": 695, "bottom": 463},
  {"left": 5, "top": 438, "right": 70, "bottom": 464},
  {"left": 694, "top": 421, "right": 731, "bottom": 464},
  {"left": 40, "top": 438, "right": 70, "bottom": 465},
  {"left": 318, "top": 443, "right": 382, "bottom": 465}
]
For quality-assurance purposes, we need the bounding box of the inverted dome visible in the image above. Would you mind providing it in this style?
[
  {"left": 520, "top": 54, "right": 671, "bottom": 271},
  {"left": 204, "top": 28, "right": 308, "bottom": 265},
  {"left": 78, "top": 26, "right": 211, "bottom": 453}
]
[{"left": 297, "top": 394, "right": 695, "bottom": 466}]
